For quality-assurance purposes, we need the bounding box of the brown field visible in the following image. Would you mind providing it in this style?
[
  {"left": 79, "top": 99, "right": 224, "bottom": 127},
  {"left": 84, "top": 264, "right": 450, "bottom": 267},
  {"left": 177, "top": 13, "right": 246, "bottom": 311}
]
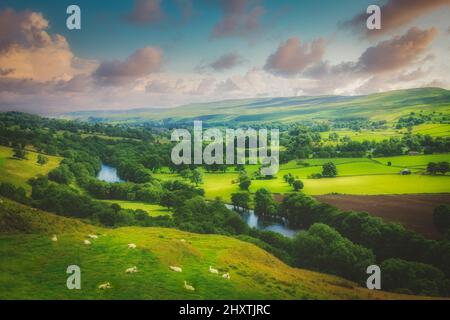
[{"left": 314, "top": 194, "right": 450, "bottom": 239}]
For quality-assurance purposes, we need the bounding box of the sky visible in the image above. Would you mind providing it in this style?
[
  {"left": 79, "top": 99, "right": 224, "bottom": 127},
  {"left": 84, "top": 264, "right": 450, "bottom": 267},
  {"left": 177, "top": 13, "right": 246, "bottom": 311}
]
[{"left": 0, "top": 0, "right": 449, "bottom": 114}]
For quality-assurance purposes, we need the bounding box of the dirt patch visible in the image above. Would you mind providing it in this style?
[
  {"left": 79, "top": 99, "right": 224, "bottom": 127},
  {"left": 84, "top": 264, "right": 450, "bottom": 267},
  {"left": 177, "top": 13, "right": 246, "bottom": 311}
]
[{"left": 314, "top": 194, "right": 450, "bottom": 240}]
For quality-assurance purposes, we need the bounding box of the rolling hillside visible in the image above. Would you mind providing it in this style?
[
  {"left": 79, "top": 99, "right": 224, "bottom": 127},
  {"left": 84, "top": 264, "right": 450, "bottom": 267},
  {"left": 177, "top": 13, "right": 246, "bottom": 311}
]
[
  {"left": 0, "top": 198, "right": 422, "bottom": 300},
  {"left": 61, "top": 87, "right": 450, "bottom": 125}
]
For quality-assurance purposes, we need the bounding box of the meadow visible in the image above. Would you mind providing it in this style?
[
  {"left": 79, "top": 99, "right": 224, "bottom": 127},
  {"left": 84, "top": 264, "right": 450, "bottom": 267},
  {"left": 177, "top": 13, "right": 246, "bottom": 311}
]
[
  {"left": 0, "top": 146, "right": 61, "bottom": 192},
  {"left": 0, "top": 198, "right": 418, "bottom": 300},
  {"left": 100, "top": 200, "right": 172, "bottom": 217},
  {"left": 154, "top": 154, "right": 450, "bottom": 201}
]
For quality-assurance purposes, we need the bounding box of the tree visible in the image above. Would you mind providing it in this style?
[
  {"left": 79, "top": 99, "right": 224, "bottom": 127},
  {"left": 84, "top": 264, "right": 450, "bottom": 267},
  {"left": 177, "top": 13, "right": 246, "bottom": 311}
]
[
  {"left": 322, "top": 162, "right": 337, "bottom": 177},
  {"left": 427, "top": 162, "right": 438, "bottom": 175},
  {"left": 189, "top": 168, "right": 203, "bottom": 186},
  {"left": 37, "top": 154, "right": 49, "bottom": 166},
  {"left": 293, "top": 223, "right": 375, "bottom": 282},
  {"left": 179, "top": 168, "right": 192, "bottom": 180},
  {"left": 381, "top": 258, "right": 446, "bottom": 296},
  {"left": 48, "top": 165, "right": 74, "bottom": 185},
  {"left": 292, "top": 180, "right": 304, "bottom": 192},
  {"left": 13, "top": 145, "right": 27, "bottom": 159},
  {"left": 254, "top": 188, "right": 277, "bottom": 217},
  {"left": 434, "top": 204, "right": 450, "bottom": 234},
  {"left": 437, "top": 162, "right": 449, "bottom": 175},
  {"left": 231, "top": 192, "right": 250, "bottom": 212},
  {"left": 160, "top": 191, "right": 177, "bottom": 209},
  {"left": 238, "top": 173, "right": 251, "bottom": 191}
]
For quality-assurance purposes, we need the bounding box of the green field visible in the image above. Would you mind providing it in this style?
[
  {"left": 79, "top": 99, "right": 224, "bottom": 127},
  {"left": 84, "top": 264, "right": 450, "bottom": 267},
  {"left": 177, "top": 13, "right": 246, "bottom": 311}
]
[
  {"left": 0, "top": 146, "right": 62, "bottom": 192},
  {"left": 0, "top": 198, "right": 418, "bottom": 300},
  {"left": 155, "top": 154, "right": 450, "bottom": 201},
  {"left": 412, "top": 123, "right": 450, "bottom": 137},
  {"left": 100, "top": 200, "right": 172, "bottom": 217},
  {"left": 320, "top": 129, "right": 402, "bottom": 143}
]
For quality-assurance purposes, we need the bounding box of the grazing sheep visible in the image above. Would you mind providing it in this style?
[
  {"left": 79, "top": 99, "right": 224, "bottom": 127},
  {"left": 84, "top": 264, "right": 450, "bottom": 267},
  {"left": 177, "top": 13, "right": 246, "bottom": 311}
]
[
  {"left": 125, "top": 266, "right": 138, "bottom": 273},
  {"left": 128, "top": 243, "right": 137, "bottom": 249},
  {"left": 88, "top": 234, "right": 98, "bottom": 239},
  {"left": 98, "top": 282, "right": 111, "bottom": 290},
  {"left": 84, "top": 239, "right": 91, "bottom": 245},
  {"left": 169, "top": 266, "right": 182, "bottom": 272},
  {"left": 209, "top": 266, "right": 219, "bottom": 274},
  {"left": 184, "top": 281, "right": 195, "bottom": 291},
  {"left": 180, "top": 239, "right": 186, "bottom": 242},
  {"left": 51, "top": 235, "right": 58, "bottom": 242},
  {"left": 222, "top": 273, "right": 230, "bottom": 280}
]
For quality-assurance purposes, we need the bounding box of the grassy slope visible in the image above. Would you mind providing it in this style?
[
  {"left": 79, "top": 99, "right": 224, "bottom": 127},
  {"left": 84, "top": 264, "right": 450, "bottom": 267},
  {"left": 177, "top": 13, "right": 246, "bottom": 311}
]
[
  {"left": 0, "top": 198, "right": 422, "bottom": 300},
  {"left": 100, "top": 200, "right": 172, "bottom": 217},
  {"left": 0, "top": 146, "right": 61, "bottom": 192},
  {"left": 63, "top": 88, "right": 450, "bottom": 125}
]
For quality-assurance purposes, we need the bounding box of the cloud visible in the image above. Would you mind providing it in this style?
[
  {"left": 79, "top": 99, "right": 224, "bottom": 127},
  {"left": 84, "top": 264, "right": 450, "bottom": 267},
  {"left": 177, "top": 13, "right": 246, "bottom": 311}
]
[
  {"left": 356, "top": 27, "right": 438, "bottom": 73},
  {"left": 211, "top": 0, "right": 265, "bottom": 38},
  {"left": 197, "top": 52, "right": 245, "bottom": 72},
  {"left": 94, "top": 47, "right": 163, "bottom": 86},
  {"left": 0, "top": 8, "right": 96, "bottom": 82},
  {"left": 0, "top": 68, "right": 14, "bottom": 76},
  {"left": 342, "top": 0, "right": 450, "bottom": 38},
  {"left": 124, "top": 0, "right": 164, "bottom": 25},
  {"left": 264, "top": 37, "right": 326, "bottom": 76}
]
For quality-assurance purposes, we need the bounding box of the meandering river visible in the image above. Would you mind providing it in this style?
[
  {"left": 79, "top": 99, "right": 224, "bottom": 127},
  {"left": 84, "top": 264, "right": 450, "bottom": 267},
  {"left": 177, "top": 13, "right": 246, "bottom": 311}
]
[
  {"left": 97, "top": 164, "right": 123, "bottom": 183},
  {"left": 97, "top": 164, "right": 298, "bottom": 238},
  {"left": 224, "top": 204, "right": 299, "bottom": 238}
]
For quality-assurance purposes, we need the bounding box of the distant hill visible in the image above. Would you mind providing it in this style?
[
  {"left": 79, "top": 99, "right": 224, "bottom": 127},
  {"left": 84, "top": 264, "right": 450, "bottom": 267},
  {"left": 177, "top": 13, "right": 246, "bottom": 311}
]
[
  {"left": 61, "top": 87, "right": 450, "bottom": 125},
  {"left": 0, "top": 197, "right": 421, "bottom": 300}
]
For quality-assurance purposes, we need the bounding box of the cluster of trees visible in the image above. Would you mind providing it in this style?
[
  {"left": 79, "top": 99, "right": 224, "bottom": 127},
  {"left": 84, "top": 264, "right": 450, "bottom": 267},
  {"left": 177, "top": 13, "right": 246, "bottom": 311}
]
[
  {"left": 179, "top": 168, "right": 203, "bottom": 186},
  {"left": 260, "top": 191, "right": 450, "bottom": 296},
  {"left": 283, "top": 173, "right": 304, "bottom": 191},
  {"left": 427, "top": 162, "right": 449, "bottom": 175},
  {"left": 0, "top": 182, "right": 29, "bottom": 205},
  {"left": 280, "top": 123, "right": 450, "bottom": 162}
]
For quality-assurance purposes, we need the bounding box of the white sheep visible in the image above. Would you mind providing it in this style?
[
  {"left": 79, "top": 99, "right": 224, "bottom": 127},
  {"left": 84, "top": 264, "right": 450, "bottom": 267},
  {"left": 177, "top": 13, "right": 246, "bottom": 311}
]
[
  {"left": 84, "top": 239, "right": 91, "bottom": 245},
  {"left": 128, "top": 243, "right": 137, "bottom": 249},
  {"left": 98, "top": 282, "right": 111, "bottom": 290},
  {"left": 169, "top": 266, "right": 182, "bottom": 272},
  {"left": 209, "top": 266, "right": 219, "bottom": 274},
  {"left": 88, "top": 234, "right": 98, "bottom": 239},
  {"left": 179, "top": 239, "right": 186, "bottom": 243},
  {"left": 184, "top": 281, "right": 195, "bottom": 291},
  {"left": 51, "top": 235, "right": 58, "bottom": 242},
  {"left": 222, "top": 273, "right": 231, "bottom": 280},
  {"left": 125, "top": 266, "right": 138, "bottom": 273}
]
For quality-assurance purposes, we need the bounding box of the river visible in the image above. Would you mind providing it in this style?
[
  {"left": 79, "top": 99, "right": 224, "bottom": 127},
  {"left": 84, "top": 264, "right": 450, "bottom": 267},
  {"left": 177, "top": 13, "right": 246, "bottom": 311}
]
[
  {"left": 225, "top": 204, "right": 299, "bottom": 238},
  {"left": 97, "top": 164, "right": 298, "bottom": 238},
  {"left": 97, "top": 164, "right": 123, "bottom": 183}
]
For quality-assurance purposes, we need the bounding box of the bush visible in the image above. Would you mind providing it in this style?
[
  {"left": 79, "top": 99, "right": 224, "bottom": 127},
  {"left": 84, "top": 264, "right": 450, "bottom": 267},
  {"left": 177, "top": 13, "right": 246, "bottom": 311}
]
[
  {"left": 293, "top": 223, "right": 375, "bottom": 282},
  {"left": 48, "top": 165, "right": 74, "bottom": 185},
  {"left": 381, "top": 258, "right": 447, "bottom": 296},
  {"left": 322, "top": 162, "right": 337, "bottom": 177}
]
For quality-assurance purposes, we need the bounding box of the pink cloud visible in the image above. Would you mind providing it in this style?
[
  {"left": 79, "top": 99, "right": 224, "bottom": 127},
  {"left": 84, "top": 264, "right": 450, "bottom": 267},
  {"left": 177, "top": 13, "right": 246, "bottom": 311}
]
[
  {"left": 342, "top": 0, "right": 450, "bottom": 38},
  {"left": 94, "top": 47, "right": 163, "bottom": 86},
  {"left": 124, "top": 0, "right": 164, "bottom": 25},
  {"left": 211, "top": 0, "right": 265, "bottom": 38},
  {"left": 264, "top": 37, "right": 326, "bottom": 76},
  {"left": 356, "top": 27, "right": 438, "bottom": 73}
]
